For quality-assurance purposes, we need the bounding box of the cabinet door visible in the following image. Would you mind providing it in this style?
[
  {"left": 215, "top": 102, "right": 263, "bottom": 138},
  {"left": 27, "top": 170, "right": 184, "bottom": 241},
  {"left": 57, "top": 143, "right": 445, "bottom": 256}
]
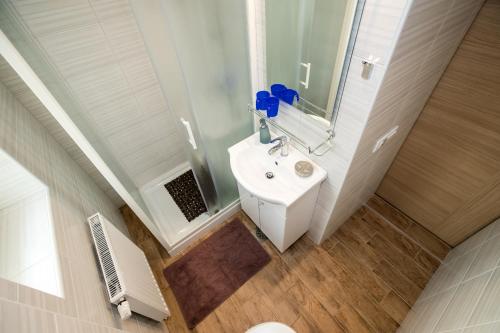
[
  {"left": 237, "top": 184, "right": 260, "bottom": 227},
  {"left": 259, "top": 200, "right": 287, "bottom": 252}
]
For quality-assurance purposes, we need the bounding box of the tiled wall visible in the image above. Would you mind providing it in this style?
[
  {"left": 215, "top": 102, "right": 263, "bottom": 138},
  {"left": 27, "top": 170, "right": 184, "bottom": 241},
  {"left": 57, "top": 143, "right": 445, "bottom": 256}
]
[
  {"left": 319, "top": 0, "right": 484, "bottom": 241},
  {"left": 2, "top": 0, "right": 187, "bottom": 189},
  {"left": 399, "top": 217, "right": 500, "bottom": 332},
  {"left": 0, "top": 80, "right": 167, "bottom": 332},
  {"left": 0, "top": 56, "right": 123, "bottom": 206}
]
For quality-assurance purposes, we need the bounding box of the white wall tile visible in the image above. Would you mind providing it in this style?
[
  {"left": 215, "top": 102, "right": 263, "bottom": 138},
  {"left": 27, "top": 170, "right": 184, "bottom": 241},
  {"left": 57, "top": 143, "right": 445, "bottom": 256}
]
[
  {"left": 468, "top": 268, "right": 500, "bottom": 326},
  {"left": 399, "top": 215, "right": 500, "bottom": 332},
  {"left": 409, "top": 288, "right": 456, "bottom": 332},
  {"left": 435, "top": 249, "right": 480, "bottom": 295},
  {"left": 448, "top": 222, "right": 494, "bottom": 262},
  {"left": 435, "top": 273, "right": 491, "bottom": 332},
  {"left": 398, "top": 298, "right": 428, "bottom": 331},
  {"left": 354, "top": 0, "right": 407, "bottom": 65},
  {"left": 465, "top": 234, "right": 500, "bottom": 280},
  {"left": 488, "top": 219, "right": 500, "bottom": 240},
  {"left": 464, "top": 321, "right": 500, "bottom": 333}
]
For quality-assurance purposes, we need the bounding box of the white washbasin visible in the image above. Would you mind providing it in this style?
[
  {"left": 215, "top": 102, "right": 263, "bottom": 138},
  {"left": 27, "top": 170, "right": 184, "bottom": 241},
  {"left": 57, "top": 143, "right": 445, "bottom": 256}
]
[{"left": 228, "top": 133, "right": 327, "bottom": 207}]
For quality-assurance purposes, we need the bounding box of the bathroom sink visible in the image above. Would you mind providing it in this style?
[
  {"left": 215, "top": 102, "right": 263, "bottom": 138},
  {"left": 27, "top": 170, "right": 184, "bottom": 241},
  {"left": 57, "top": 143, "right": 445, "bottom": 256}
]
[{"left": 228, "top": 133, "right": 327, "bottom": 206}]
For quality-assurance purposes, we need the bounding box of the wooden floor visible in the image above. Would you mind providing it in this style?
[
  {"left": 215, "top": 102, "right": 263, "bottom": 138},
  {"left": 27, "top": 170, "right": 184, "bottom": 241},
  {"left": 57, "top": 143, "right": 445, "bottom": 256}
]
[{"left": 121, "top": 195, "right": 450, "bottom": 333}]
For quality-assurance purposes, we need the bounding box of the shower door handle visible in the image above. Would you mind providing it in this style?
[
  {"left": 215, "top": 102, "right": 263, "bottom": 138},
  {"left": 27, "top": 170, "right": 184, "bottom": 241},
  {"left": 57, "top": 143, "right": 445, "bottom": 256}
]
[
  {"left": 180, "top": 118, "right": 197, "bottom": 150},
  {"left": 299, "top": 62, "right": 311, "bottom": 89}
]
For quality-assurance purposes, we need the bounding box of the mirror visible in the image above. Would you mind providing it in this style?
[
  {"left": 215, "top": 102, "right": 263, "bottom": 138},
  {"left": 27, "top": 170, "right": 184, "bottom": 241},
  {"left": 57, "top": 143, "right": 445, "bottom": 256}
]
[
  {"left": 0, "top": 149, "right": 62, "bottom": 296},
  {"left": 265, "top": 0, "right": 360, "bottom": 125}
]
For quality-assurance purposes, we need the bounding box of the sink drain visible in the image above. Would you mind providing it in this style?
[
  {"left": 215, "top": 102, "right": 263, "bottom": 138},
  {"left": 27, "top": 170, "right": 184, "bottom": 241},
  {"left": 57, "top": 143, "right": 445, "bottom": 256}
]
[{"left": 265, "top": 171, "right": 274, "bottom": 179}]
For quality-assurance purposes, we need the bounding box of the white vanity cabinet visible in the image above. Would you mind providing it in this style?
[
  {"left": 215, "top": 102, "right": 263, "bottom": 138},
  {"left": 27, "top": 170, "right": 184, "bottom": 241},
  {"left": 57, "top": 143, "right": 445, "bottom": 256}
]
[
  {"left": 237, "top": 183, "right": 321, "bottom": 252},
  {"left": 229, "top": 133, "right": 327, "bottom": 253},
  {"left": 238, "top": 183, "right": 260, "bottom": 227}
]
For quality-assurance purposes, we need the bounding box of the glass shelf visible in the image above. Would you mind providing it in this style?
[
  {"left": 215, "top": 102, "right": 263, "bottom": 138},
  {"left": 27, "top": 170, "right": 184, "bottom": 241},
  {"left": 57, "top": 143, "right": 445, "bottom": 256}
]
[{"left": 248, "top": 104, "right": 334, "bottom": 156}]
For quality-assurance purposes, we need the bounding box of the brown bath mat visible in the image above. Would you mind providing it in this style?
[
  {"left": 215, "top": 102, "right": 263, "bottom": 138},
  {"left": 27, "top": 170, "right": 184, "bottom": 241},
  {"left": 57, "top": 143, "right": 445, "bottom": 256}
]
[
  {"left": 163, "top": 218, "right": 270, "bottom": 328},
  {"left": 164, "top": 170, "right": 207, "bottom": 222}
]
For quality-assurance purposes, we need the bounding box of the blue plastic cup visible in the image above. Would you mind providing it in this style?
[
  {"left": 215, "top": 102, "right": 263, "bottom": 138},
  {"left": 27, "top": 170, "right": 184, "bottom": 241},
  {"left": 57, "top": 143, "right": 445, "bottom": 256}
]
[
  {"left": 281, "top": 89, "right": 299, "bottom": 105},
  {"left": 256, "top": 90, "right": 270, "bottom": 110},
  {"left": 266, "top": 97, "right": 279, "bottom": 117},
  {"left": 270, "top": 84, "right": 287, "bottom": 98}
]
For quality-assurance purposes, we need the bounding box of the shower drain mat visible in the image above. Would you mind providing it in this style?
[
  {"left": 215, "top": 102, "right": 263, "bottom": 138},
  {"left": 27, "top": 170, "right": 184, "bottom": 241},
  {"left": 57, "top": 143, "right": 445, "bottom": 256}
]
[{"left": 164, "top": 170, "right": 207, "bottom": 222}]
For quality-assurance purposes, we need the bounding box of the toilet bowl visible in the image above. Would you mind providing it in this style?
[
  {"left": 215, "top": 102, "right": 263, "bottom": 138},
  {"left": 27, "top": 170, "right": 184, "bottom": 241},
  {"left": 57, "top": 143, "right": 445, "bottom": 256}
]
[{"left": 246, "top": 322, "right": 296, "bottom": 333}]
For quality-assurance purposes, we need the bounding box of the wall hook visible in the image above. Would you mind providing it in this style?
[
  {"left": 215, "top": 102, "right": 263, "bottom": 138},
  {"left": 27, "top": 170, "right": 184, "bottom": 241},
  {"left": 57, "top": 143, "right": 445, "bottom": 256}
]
[{"left": 361, "top": 55, "right": 380, "bottom": 80}]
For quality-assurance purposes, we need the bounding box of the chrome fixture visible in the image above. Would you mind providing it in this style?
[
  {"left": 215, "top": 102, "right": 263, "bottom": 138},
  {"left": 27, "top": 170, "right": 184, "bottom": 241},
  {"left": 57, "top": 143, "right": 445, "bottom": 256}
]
[
  {"left": 268, "top": 136, "right": 289, "bottom": 157},
  {"left": 248, "top": 105, "right": 333, "bottom": 156}
]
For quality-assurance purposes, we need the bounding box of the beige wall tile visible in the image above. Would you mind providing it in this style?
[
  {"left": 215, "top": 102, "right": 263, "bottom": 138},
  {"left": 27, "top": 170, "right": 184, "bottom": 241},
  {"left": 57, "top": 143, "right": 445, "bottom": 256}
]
[
  {"left": 0, "top": 62, "right": 162, "bottom": 332},
  {"left": 0, "top": 299, "right": 56, "bottom": 333},
  {"left": 321, "top": 0, "right": 483, "bottom": 243},
  {"left": 0, "top": 277, "right": 17, "bottom": 302}
]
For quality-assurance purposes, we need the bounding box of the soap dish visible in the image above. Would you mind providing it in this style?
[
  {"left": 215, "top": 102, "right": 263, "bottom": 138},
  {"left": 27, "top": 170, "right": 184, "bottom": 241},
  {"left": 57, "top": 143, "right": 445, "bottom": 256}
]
[{"left": 295, "top": 161, "right": 313, "bottom": 177}]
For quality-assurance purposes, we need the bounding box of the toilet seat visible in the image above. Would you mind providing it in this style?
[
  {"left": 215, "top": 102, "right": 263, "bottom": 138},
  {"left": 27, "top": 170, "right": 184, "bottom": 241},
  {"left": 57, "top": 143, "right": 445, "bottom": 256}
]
[{"left": 246, "top": 322, "right": 296, "bottom": 333}]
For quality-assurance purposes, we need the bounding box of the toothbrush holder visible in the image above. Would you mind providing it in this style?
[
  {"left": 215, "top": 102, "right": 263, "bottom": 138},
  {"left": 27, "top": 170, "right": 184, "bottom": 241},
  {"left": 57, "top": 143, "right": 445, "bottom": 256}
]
[
  {"left": 256, "top": 90, "right": 270, "bottom": 110},
  {"left": 270, "top": 84, "right": 287, "bottom": 99},
  {"left": 281, "top": 89, "right": 299, "bottom": 105},
  {"left": 266, "top": 97, "right": 279, "bottom": 117}
]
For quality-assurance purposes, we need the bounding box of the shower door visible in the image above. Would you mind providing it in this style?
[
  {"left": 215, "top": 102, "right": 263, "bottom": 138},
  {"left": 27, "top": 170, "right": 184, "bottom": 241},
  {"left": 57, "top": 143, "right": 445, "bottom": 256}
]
[
  {"left": 130, "top": 0, "right": 253, "bottom": 215},
  {"left": 161, "top": 0, "right": 254, "bottom": 210}
]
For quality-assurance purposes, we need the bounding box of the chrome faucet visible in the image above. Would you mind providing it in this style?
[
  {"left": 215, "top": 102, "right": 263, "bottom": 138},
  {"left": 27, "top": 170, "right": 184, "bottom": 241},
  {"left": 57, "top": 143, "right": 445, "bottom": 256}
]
[{"left": 268, "top": 135, "right": 289, "bottom": 157}]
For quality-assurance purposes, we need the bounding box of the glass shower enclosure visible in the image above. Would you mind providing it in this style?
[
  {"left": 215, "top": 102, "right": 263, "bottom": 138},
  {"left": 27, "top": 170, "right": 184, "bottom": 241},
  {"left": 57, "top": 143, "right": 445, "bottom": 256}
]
[
  {"left": 162, "top": 0, "right": 253, "bottom": 208},
  {"left": 0, "top": 0, "right": 253, "bottom": 252},
  {"left": 129, "top": 0, "right": 255, "bottom": 249}
]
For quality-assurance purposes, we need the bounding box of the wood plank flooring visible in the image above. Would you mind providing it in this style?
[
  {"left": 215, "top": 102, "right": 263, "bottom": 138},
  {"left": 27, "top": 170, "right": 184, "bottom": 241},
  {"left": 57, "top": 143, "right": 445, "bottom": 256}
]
[{"left": 121, "top": 196, "right": 449, "bottom": 332}]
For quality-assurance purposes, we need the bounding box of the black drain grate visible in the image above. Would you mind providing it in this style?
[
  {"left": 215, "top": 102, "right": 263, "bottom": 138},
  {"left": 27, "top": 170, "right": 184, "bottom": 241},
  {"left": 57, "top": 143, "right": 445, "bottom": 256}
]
[{"left": 164, "top": 170, "right": 207, "bottom": 222}]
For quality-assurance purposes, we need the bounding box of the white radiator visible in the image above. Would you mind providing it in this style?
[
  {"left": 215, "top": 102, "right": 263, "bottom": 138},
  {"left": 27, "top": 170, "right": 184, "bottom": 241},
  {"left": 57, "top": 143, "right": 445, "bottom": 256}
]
[{"left": 88, "top": 213, "right": 170, "bottom": 321}]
